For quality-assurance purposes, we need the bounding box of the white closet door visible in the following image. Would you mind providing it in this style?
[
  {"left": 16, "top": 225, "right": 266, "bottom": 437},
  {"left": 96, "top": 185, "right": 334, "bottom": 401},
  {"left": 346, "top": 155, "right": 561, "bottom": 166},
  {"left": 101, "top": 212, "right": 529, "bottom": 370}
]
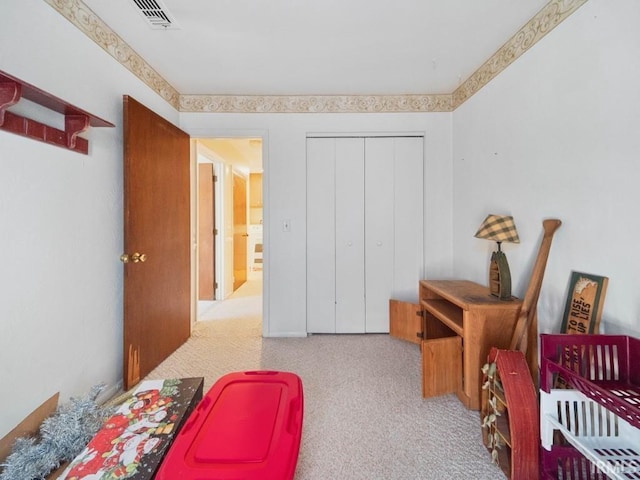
[
  {"left": 307, "top": 135, "right": 423, "bottom": 335},
  {"left": 392, "top": 137, "right": 424, "bottom": 301},
  {"left": 364, "top": 138, "right": 395, "bottom": 332},
  {"left": 335, "top": 138, "right": 365, "bottom": 333},
  {"left": 306, "top": 138, "right": 336, "bottom": 333}
]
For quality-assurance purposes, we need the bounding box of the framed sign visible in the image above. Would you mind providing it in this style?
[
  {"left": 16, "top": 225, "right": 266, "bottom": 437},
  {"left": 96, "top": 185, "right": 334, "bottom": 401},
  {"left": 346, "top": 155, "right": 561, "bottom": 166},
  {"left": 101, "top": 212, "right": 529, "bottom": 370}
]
[
  {"left": 560, "top": 271, "right": 608, "bottom": 335},
  {"left": 554, "top": 272, "right": 608, "bottom": 391}
]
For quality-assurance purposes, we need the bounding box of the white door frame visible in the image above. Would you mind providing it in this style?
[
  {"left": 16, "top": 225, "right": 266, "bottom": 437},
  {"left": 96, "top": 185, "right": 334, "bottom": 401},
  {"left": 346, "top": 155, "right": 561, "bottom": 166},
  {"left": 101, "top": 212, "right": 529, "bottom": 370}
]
[{"left": 190, "top": 129, "right": 269, "bottom": 337}]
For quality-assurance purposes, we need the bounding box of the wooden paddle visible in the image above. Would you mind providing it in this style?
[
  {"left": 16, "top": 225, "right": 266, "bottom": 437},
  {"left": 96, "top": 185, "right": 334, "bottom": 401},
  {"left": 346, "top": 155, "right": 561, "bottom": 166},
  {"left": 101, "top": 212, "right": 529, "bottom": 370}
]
[{"left": 509, "top": 219, "right": 562, "bottom": 353}]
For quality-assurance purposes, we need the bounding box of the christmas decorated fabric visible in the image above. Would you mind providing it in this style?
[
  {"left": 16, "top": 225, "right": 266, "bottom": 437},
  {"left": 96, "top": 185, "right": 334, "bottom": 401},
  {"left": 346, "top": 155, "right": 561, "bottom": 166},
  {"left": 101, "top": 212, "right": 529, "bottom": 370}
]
[{"left": 59, "top": 377, "right": 203, "bottom": 480}]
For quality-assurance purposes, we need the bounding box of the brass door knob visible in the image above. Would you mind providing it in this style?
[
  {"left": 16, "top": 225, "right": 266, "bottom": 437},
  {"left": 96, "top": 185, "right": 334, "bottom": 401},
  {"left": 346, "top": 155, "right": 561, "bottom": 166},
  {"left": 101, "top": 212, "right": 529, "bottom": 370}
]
[{"left": 120, "top": 252, "right": 148, "bottom": 263}]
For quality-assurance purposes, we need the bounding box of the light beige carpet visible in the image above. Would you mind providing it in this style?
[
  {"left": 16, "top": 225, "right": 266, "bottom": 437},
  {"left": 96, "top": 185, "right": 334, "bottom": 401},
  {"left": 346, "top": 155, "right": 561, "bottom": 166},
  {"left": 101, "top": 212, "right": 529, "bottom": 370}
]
[{"left": 146, "top": 280, "right": 506, "bottom": 479}]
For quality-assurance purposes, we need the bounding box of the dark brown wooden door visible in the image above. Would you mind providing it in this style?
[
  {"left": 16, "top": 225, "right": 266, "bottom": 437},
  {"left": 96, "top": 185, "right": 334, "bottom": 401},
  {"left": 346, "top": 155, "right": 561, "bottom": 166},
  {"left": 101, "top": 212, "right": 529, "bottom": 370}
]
[
  {"left": 233, "top": 172, "right": 248, "bottom": 290},
  {"left": 122, "top": 96, "right": 191, "bottom": 390},
  {"left": 198, "top": 163, "right": 216, "bottom": 300}
]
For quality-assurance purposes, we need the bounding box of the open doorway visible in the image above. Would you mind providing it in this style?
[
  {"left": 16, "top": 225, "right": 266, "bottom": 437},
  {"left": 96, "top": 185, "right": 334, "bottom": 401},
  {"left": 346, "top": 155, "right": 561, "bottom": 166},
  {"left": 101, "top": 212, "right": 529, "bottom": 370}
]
[{"left": 195, "top": 137, "right": 263, "bottom": 322}]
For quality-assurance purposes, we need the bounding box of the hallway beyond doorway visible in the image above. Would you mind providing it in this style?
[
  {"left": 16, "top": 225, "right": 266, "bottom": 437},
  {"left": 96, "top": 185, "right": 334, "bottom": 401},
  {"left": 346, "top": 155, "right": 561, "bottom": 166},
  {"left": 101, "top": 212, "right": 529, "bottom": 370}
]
[{"left": 198, "top": 271, "right": 262, "bottom": 322}]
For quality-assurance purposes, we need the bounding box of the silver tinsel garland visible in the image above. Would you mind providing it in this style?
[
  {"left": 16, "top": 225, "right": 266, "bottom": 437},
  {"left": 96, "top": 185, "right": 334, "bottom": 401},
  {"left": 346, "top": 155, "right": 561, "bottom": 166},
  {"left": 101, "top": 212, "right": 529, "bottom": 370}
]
[{"left": 0, "top": 384, "right": 115, "bottom": 480}]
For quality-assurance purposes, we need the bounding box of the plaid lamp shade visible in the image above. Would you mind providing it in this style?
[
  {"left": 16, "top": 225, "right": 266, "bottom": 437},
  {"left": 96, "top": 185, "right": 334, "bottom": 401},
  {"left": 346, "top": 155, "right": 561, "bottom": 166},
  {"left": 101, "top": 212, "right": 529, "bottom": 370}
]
[{"left": 474, "top": 214, "right": 520, "bottom": 243}]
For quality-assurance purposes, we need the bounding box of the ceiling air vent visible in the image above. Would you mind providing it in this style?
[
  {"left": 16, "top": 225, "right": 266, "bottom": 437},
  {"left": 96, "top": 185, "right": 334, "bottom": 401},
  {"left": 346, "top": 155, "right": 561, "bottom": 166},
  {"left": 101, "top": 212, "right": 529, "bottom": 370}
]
[{"left": 131, "top": 0, "right": 180, "bottom": 30}]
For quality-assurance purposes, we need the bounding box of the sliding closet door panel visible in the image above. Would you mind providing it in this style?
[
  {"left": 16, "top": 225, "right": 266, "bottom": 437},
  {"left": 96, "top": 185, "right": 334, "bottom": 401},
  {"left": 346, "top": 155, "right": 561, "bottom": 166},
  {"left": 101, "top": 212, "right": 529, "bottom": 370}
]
[
  {"left": 393, "top": 137, "right": 424, "bottom": 302},
  {"left": 364, "top": 138, "right": 395, "bottom": 332},
  {"left": 306, "top": 138, "right": 336, "bottom": 333},
  {"left": 335, "top": 138, "right": 365, "bottom": 333}
]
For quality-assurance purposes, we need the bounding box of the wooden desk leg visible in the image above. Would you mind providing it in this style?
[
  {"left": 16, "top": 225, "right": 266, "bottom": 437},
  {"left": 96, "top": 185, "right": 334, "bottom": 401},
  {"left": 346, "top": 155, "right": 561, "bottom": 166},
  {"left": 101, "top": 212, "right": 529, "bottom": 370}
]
[{"left": 462, "top": 317, "right": 481, "bottom": 410}]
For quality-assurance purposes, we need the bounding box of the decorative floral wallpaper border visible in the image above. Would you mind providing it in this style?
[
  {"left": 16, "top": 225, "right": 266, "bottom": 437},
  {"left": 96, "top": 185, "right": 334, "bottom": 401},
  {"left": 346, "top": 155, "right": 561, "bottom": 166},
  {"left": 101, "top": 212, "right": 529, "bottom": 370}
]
[
  {"left": 452, "top": 0, "right": 588, "bottom": 109},
  {"left": 179, "top": 94, "right": 452, "bottom": 114},
  {"left": 44, "top": 0, "right": 180, "bottom": 109},
  {"left": 44, "top": 0, "right": 588, "bottom": 114}
]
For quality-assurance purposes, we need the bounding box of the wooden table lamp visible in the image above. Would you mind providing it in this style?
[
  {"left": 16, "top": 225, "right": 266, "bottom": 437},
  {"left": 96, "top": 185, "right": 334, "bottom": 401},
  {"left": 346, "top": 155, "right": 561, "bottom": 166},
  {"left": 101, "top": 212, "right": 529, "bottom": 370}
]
[{"left": 475, "top": 214, "right": 520, "bottom": 300}]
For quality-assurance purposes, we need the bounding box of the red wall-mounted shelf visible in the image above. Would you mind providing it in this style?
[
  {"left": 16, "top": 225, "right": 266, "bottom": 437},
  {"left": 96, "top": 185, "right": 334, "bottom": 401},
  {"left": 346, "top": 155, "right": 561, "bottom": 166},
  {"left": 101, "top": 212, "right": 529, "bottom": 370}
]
[{"left": 0, "top": 70, "right": 114, "bottom": 154}]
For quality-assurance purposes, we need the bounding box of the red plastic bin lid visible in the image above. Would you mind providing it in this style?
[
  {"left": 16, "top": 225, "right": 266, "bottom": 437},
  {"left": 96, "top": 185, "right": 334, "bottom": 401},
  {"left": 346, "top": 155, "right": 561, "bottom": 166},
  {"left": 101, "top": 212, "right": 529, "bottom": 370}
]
[{"left": 156, "top": 370, "right": 303, "bottom": 480}]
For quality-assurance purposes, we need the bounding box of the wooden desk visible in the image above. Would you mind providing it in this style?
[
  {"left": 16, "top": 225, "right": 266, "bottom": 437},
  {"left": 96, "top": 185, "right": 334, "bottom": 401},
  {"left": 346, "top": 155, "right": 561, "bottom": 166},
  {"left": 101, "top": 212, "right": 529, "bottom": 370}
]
[{"left": 419, "top": 280, "right": 522, "bottom": 410}]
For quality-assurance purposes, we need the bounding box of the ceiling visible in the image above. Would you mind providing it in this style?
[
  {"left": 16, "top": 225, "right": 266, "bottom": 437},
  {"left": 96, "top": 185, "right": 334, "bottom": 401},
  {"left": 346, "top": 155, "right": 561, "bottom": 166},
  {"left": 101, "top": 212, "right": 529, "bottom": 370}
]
[{"left": 82, "top": 0, "right": 549, "bottom": 96}]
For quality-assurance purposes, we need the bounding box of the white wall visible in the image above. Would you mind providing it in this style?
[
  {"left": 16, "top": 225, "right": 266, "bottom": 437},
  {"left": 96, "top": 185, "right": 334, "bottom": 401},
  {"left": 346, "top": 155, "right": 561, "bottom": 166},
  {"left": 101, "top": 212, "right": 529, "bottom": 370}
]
[
  {"left": 0, "top": 2, "right": 454, "bottom": 435},
  {"left": 182, "top": 113, "right": 454, "bottom": 337},
  {"left": 16, "top": 0, "right": 633, "bottom": 440},
  {"left": 452, "top": 0, "right": 640, "bottom": 336},
  {"left": 0, "top": 0, "right": 179, "bottom": 437}
]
